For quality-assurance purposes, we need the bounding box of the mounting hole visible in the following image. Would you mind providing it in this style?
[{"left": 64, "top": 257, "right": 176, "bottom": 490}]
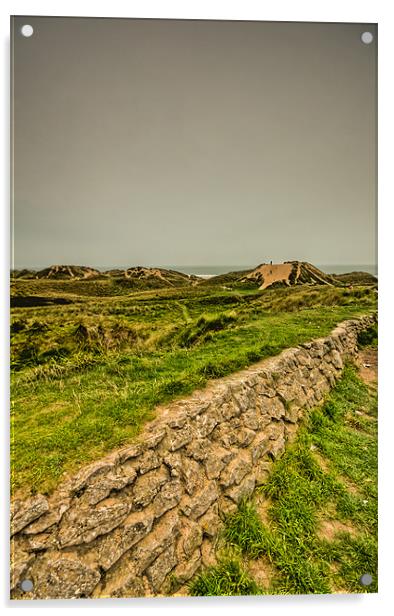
[
  {"left": 360, "top": 31, "right": 374, "bottom": 45},
  {"left": 20, "top": 579, "right": 34, "bottom": 592},
  {"left": 21, "top": 24, "right": 34, "bottom": 38},
  {"left": 360, "top": 573, "right": 373, "bottom": 586}
]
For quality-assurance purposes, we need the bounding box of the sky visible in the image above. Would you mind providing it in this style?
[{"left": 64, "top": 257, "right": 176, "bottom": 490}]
[{"left": 11, "top": 17, "right": 377, "bottom": 268}]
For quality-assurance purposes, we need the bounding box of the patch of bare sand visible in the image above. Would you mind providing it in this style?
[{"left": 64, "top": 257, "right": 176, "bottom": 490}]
[
  {"left": 245, "top": 263, "right": 293, "bottom": 290},
  {"left": 254, "top": 494, "right": 272, "bottom": 525},
  {"left": 318, "top": 518, "right": 357, "bottom": 541},
  {"left": 246, "top": 557, "right": 276, "bottom": 590},
  {"left": 358, "top": 349, "right": 378, "bottom": 385},
  {"left": 310, "top": 447, "right": 331, "bottom": 473}
]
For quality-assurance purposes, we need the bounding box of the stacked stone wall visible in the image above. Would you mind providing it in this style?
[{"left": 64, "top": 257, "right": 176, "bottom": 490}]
[{"left": 10, "top": 314, "right": 376, "bottom": 599}]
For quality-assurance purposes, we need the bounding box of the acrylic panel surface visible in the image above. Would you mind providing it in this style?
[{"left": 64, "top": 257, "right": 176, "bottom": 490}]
[{"left": 10, "top": 16, "right": 377, "bottom": 599}]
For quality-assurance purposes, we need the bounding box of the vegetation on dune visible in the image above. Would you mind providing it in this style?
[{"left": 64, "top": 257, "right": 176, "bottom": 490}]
[
  {"left": 10, "top": 279, "right": 377, "bottom": 497},
  {"left": 189, "top": 364, "right": 378, "bottom": 595}
]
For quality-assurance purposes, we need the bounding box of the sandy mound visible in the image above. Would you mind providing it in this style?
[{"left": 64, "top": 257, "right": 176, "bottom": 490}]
[
  {"left": 35, "top": 265, "right": 101, "bottom": 280},
  {"left": 242, "top": 261, "right": 337, "bottom": 290}
]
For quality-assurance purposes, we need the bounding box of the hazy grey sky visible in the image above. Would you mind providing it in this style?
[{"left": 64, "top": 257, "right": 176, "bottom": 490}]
[{"left": 11, "top": 17, "right": 377, "bottom": 268}]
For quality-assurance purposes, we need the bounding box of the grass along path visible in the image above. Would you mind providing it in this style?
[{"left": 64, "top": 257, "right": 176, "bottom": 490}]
[{"left": 189, "top": 356, "right": 378, "bottom": 596}]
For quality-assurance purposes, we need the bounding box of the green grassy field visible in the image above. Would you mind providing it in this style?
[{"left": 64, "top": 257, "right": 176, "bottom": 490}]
[
  {"left": 189, "top": 359, "right": 378, "bottom": 596},
  {"left": 10, "top": 280, "right": 377, "bottom": 497}
]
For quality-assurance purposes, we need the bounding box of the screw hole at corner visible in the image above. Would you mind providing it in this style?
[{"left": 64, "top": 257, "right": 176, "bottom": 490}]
[
  {"left": 361, "top": 31, "right": 373, "bottom": 45},
  {"left": 360, "top": 573, "right": 373, "bottom": 586},
  {"left": 21, "top": 24, "right": 34, "bottom": 38},
  {"left": 20, "top": 579, "right": 34, "bottom": 592}
]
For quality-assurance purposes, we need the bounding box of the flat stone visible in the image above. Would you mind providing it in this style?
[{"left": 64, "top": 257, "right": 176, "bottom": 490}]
[
  {"left": 173, "top": 549, "right": 201, "bottom": 584},
  {"left": 164, "top": 423, "right": 193, "bottom": 451},
  {"left": 219, "top": 453, "right": 252, "bottom": 488},
  {"left": 225, "top": 475, "right": 256, "bottom": 504},
  {"left": 29, "top": 556, "right": 101, "bottom": 599},
  {"left": 98, "top": 508, "right": 155, "bottom": 570},
  {"left": 70, "top": 461, "right": 115, "bottom": 494},
  {"left": 204, "top": 446, "right": 234, "bottom": 480},
  {"left": 179, "top": 520, "right": 203, "bottom": 558},
  {"left": 138, "top": 450, "right": 161, "bottom": 475},
  {"left": 152, "top": 480, "right": 183, "bottom": 518},
  {"left": 130, "top": 510, "right": 180, "bottom": 575},
  {"left": 11, "top": 495, "right": 49, "bottom": 536},
  {"left": 198, "top": 503, "right": 221, "bottom": 538},
  {"left": 193, "top": 410, "right": 219, "bottom": 438},
  {"left": 58, "top": 502, "right": 130, "bottom": 547},
  {"left": 180, "top": 482, "right": 219, "bottom": 519},
  {"left": 22, "top": 499, "right": 70, "bottom": 535},
  {"left": 250, "top": 433, "right": 270, "bottom": 465},
  {"left": 146, "top": 543, "right": 177, "bottom": 591},
  {"left": 133, "top": 466, "right": 169, "bottom": 508},
  {"left": 80, "top": 472, "right": 134, "bottom": 506}
]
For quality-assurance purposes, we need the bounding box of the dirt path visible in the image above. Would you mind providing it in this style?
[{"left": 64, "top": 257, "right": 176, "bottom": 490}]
[{"left": 358, "top": 348, "right": 378, "bottom": 385}]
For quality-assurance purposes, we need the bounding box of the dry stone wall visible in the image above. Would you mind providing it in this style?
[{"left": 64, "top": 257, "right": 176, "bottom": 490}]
[{"left": 10, "top": 314, "right": 376, "bottom": 599}]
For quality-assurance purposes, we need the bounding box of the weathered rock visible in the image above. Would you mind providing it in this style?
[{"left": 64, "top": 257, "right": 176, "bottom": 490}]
[
  {"left": 204, "top": 446, "right": 234, "bottom": 480},
  {"left": 22, "top": 499, "right": 70, "bottom": 535},
  {"left": 58, "top": 502, "right": 130, "bottom": 547},
  {"left": 220, "top": 401, "right": 241, "bottom": 421},
  {"left": 97, "top": 567, "right": 147, "bottom": 599},
  {"left": 146, "top": 543, "right": 177, "bottom": 591},
  {"left": 138, "top": 449, "right": 161, "bottom": 475},
  {"left": 144, "top": 427, "right": 166, "bottom": 449},
  {"left": 185, "top": 438, "right": 209, "bottom": 462},
  {"left": 11, "top": 495, "right": 49, "bottom": 536},
  {"left": 130, "top": 510, "right": 180, "bottom": 575},
  {"left": 178, "top": 520, "right": 203, "bottom": 558},
  {"left": 70, "top": 461, "right": 115, "bottom": 494},
  {"left": 98, "top": 509, "right": 155, "bottom": 570},
  {"left": 117, "top": 442, "right": 145, "bottom": 464},
  {"left": 254, "top": 460, "right": 272, "bottom": 486},
  {"left": 251, "top": 433, "right": 270, "bottom": 464},
  {"left": 180, "top": 482, "right": 219, "bottom": 519},
  {"left": 26, "top": 532, "right": 55, "bottom": 552},
  {"left": 133, "top": 466, "right": 169, "bottom": 507},
  {"left": 225, "top": 475, "right": 256, "bottom": 503},
  {"left": 262, "top": 396, "right": 286, "bottom": 419},
  {"left": 330, "top": 349, "right": 344, "bottom": 370},
  {"left": 152, "top": 480, "right": 183, "bottom": 518},
  {"left": 199, "top": 503, "right": 221, "bottom": 538},
  {"left": 173, "top": 549, "right": 201, "bottom": 584},
  {"left": 30, "top": 556, "right": 101, "bottom": 599},
  {"left": 193, "top": 410, "right": 219, "bottom": 438},
  {"left": 10, "top": 549, "right": 35, "bottom": 591},
  {"left": 79, "top": 472, "right": 134, "bottom": 506},
  {"left": 182, "top": 456, "right": 204, "bottom": 495},
  {"left": 164, "top": 423, "right": 193, "bottom": 452},
  {"left": 219, "top": 453, "right": 252, "bottom": 488}
]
